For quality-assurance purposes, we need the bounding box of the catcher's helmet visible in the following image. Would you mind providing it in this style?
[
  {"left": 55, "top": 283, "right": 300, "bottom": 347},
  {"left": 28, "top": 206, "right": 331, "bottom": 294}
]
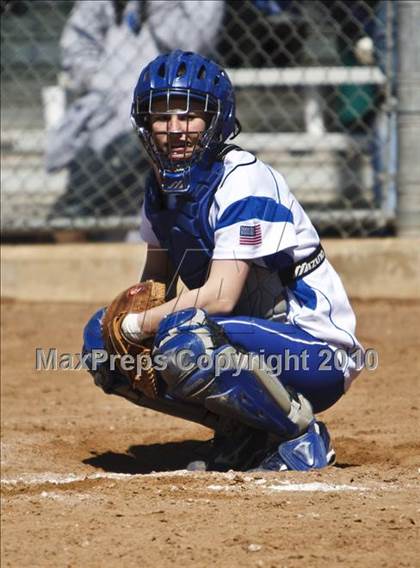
[{"left": 131, "top": 50, "right": 239, "bottom": 193}]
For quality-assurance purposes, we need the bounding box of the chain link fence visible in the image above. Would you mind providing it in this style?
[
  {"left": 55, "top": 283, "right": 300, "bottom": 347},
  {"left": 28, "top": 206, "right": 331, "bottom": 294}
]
[{"left": 1, "top": 0, "right": 397, "bottom": 238}]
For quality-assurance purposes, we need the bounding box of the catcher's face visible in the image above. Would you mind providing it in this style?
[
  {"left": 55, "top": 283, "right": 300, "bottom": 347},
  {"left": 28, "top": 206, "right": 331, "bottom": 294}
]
[{"left": 149, "top": 96, "right": 207, "bottom": 162}]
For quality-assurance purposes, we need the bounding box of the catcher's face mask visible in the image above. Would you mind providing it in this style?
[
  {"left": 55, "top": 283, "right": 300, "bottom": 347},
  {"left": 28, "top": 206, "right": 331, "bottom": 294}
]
[
  {"left": 148, "top": 94, "right": 213, "bottom": 165},
  {"left": 132, "top": 90, "right": 220, "bottom": 191}
]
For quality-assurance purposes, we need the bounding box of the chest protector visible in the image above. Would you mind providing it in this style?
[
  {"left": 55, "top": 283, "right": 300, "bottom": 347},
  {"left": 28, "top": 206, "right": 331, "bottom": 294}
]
[{"left": 145, "top": 160, "right": 225, "bottom": 289}]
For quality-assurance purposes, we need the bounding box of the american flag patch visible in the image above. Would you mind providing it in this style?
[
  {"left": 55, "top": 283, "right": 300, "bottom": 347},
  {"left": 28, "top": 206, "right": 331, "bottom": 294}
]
[{"left": 239, "top": 224, "right": 262, "bottom": 245}]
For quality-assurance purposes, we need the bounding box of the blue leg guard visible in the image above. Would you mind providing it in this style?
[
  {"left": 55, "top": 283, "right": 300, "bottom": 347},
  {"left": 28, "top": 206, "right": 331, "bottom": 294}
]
[
  {"left": 82, "top": 308, "right": 223, "bottom": 431},
  {"left": 252, "top": 421, "right": 336, "bottom": 471},
  {"left": 154, "top": 308, "right": 315, "bottom": 440}
]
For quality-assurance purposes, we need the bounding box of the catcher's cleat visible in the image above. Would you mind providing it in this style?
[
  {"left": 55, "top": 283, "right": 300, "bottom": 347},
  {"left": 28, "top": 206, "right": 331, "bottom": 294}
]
[
  {"left": 187, "top": 424, "right": 272, "bottom": 472},
  {"left": 249, "top": 421, "right": 336, "bottom": 472}
]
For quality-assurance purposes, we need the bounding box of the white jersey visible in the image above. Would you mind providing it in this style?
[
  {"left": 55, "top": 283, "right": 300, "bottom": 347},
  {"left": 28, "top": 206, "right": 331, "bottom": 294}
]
[{"left": 140, "top": 149, "right": 363, "bottom": 388}]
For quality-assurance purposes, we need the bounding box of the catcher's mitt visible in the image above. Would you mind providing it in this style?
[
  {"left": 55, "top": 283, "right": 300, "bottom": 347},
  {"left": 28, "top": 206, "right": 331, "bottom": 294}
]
[{"left": 102, "top": 280, "right": 166, "bottom": 398}]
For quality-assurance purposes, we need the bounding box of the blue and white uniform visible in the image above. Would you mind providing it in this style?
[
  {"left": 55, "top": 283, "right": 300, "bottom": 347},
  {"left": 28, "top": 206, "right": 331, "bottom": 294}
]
[
  {"left": 140, "top": 148, "right": 363, "bottom": 412},
  {"left": 83, "top": 49, "right": 359, "bottom": 470}
]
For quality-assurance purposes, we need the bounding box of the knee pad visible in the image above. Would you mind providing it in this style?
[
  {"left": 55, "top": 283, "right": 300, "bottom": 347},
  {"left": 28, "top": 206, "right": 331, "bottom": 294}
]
[
  {"left": 154, "top": 308, "right": 314, "bottom": 439},
  {"left": 82, "top": 307, "right": 106, "bottom": 376},
  {"left": 83, "top": 307, "right": 106, "bottom": 354},
  {"left": 82, "top": 307, "right": 122, "bottom": 393},
  {"left": 153, "top": 308, "right": 228, "bottom": 401}
]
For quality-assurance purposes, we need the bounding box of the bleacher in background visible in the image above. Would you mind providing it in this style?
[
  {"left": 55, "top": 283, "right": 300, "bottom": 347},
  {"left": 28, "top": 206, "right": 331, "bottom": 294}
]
[{"left": 1, "top": 0, "right": 397, "bottom": 237}]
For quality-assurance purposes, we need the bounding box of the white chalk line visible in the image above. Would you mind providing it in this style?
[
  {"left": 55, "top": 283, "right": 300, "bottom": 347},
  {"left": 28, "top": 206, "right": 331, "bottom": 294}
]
[
  {"left": 207, "top": 482, "right": 367, "bottom": 493},
  {"left": 0, "top": 470, "right": 407, "bottom": 494},
  {"left": 1, "top": 471, "right": 141, "bottom": 486}
]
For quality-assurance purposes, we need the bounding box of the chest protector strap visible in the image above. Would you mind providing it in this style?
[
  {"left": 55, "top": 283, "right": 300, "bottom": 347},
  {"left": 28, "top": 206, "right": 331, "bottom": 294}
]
[{"left": 145, "top": 161, "right": 225, "bottom": 289}]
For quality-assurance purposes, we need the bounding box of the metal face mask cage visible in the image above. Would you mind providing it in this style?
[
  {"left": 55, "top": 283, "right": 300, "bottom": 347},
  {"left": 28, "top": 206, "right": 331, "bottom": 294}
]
[{"left": 132, "top": 88, "right": 222, "bottom": 193}]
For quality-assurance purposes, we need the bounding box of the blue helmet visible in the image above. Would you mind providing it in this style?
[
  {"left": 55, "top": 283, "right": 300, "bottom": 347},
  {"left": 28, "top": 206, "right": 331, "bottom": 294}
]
[{"left": 131, "top": 50, "right": 239, "bottom": 193}]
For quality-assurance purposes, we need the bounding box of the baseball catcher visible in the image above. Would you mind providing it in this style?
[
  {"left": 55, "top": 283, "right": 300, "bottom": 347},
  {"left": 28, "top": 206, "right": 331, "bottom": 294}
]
[{"left": 83, "top": 50, "right": 364, "bottom": 472}]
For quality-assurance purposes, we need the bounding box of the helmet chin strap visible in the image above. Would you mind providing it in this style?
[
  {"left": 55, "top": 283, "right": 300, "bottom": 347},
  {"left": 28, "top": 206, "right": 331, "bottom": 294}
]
[
  {"left": 158, "top": 138, "right": 218, "bottom": 194},
  {"left": 160, "top": 168, "right": 192, "bottom": 193}
]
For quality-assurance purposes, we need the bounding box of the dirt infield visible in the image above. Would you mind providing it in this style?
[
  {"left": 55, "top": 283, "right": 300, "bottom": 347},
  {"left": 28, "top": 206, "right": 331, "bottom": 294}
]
[{"left": 1, "top": 298, "right": 420, "bottom": 567}]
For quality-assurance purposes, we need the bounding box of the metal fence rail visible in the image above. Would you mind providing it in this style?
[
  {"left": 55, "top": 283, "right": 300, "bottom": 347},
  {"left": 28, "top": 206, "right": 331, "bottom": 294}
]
[{"left": 1, "top": 0, "right": 398, "bottom": 238}]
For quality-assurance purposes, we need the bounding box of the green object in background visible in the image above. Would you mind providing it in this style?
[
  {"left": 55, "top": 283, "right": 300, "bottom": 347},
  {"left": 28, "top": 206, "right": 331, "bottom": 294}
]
[{"left": 337, "top": 54, "right": 376, "bottom": 126}]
